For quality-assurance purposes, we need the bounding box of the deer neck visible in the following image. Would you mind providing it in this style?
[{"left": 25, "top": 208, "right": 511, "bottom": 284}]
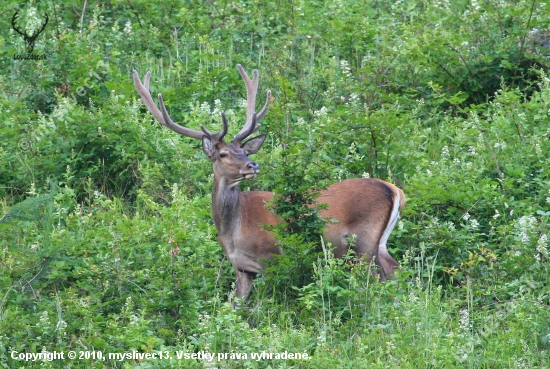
[{"left": 212, "top": 174, "right": 242, "bottom": 236}]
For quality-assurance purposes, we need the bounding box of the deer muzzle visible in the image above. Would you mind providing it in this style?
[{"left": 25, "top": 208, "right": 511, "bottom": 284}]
[{"left": 240, "top": 161, "right": 259, "bottom": 179}]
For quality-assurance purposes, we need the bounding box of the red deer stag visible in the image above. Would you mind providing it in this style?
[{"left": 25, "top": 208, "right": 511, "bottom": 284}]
[{"left": 133, "top": 65, "right": 405, "bottom": 302}]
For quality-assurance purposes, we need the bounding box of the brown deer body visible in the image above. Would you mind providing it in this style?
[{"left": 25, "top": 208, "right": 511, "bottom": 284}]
[{"left": 133, "top": 66, "right": 405, "bottom": 302}]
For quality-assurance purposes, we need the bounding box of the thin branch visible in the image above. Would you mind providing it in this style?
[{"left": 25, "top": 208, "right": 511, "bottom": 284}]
[
  {"left": 512, "top": 0, "right": 537, "bottom": 88},
  {"left": 214, "top": 256, "right": 227, "bottom": 292},
  {"left": 20, "top": 264, "right": 46, "bottom": 301},
  {"left": 49, "top": 0, "right": 61, "bottom": 37},
  {"left": 471, "top": 115, "right": 506, "bottom": 189},
  {"left": 518, "top": 0, "right": 538, "bottom": 55},
  {"left": 126, "top": 0, "right": 143, "bottom": 28},
  {"left": 493, "top": 1, "right": 504, "bottom": 39},
  {"left": 0, "top": 285, "right": 14, "bottom": 312},
  {"left": 127, "top": 278, "right": 148, "bottom": 295},
  {"left": 447, "top": 43, "right": 476, "bottom": 79},
  {"left": 79, "top": 0, "right": 88, "bottom": 34},
  {"left": 459, "top": 198, "right": 482, "bottom": 221},
  {"left": 431, "top": 58, "right": 457, "bottom": 81}
]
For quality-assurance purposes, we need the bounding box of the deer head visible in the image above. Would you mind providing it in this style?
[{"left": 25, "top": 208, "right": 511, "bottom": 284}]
[
  {"left": 132, "top": 65, "right": 271, "bottom": 186},
  {"left": 11, "top": 10, "right": 49, "bottom": 54}
]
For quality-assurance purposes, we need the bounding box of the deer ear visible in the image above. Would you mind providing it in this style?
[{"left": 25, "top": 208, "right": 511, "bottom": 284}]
[
  {"left": 241, "top": 134, "right": 266, "bottom": 155},
  {"left": 202, "top": 136, "right": 216, "bottom": 158}
]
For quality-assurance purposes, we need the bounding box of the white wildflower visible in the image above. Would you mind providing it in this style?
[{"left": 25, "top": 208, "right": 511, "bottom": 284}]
[
  {"left": 441, "top": 146, "right": 450, "bottom": 160},
  {"left": 37, "top": 311, "right": 50, "bottom": 330},
  {"left": 56, "top": 319, "right": 67, "bottom": 333},
  {"left": 27, "top": 182, "right": 37, "bottom": 196},
  {"left": 314, "top": 106, "right": 328, "bottom": 117},
  {"left": 536, "top": 234, "right": 548, "bottom": 257},
  {"left": 459, "top": 308, "right": 471, "bottom": 333},
  {"left": 516, "top": 215, "right": 537, "bottom": 244},
  {"left": 340, "top": 60, "right": 352, "bottom": 78},
  {"left": 212, "top": 99, "right": 223, "bottom": 116},
  {"left": 347, "top": 93, "right": 360, "bottom": 106},
  {"left": 408, "top": 292, "right": 420, "bottom": 303},
  {"left": 535, "top": 142, "right": 542, "bottom": 156},
  {"left": 124, "top": 20, "right": 132, "bottom": 35},
  {"left": 200, "top": 101, "right": 211, "bottom": 115},
  {"left": 317, "top": 330, "right": 327, "bottom": 346}
]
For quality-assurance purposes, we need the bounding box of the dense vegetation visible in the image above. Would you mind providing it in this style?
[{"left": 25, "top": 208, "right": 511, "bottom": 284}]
[{"left": 1, "top": 0, "right": 549, "bottom": 367}]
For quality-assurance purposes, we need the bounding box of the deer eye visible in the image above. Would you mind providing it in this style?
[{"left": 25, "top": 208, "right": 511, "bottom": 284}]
[{"left": 219, "top": 152, "right": 228, "bottom": 158}]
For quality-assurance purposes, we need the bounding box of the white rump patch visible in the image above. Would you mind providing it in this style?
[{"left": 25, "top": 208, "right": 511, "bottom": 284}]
[{"left": 379, "top": 191, "right": 401, "bottom": 251}]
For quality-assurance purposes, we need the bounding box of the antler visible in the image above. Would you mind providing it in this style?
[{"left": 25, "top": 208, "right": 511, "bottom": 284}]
[
  {"left": 132, "top": 70, "right": 204, "bottom": 140},
  {"left": 11, "top": 10, "right": 26, "bottom": 37},
  {"left": 31, "top": 13, "right": 48, "bottom": 38},
  {"left": 232, "top": 65, "right": 271, "bottom": 143},
  {"left": 12, "top": 10, "right": 49, "bottom": 54},
  {"left": 11, "top": 10, "right": 48, "bottom": 39},
  {"left": 133, "top": 65, "right": 270, "bottom": 143}
]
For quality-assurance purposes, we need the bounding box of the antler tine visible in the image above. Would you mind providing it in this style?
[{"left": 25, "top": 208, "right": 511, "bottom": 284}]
[
  {"left": 132, "top": 70, "right": 203, "bottom": 140},
  {"left": 201, "top": 112, "right": 228, "bottom": 142},
  {"left": 233, "top": 65, "right": 270, "bottom": 143},
  {"left": 157, "top": 94, "right": 205, "bottom": 139},
  {"left": 237, "top": 65, "right": 259, "bottom": 126},
  {"left": 234, "top": 113, "right": 258, "bottom": 143},
  {"left": 33, "top": 13, "right": 49, "bottom": 37},
  {"left": 256, "top": 90, "right": 272, "bottom": 121},
  {"left": 132, "top": 71, "right": 165, "bottom": 123},
  {"left": 11, "top": 10, "right": 25, "bottom": 36}
]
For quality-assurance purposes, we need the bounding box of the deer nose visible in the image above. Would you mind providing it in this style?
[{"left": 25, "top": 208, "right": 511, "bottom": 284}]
[{"left": 247, "top": 161, "right": 259, "bottom": 171}]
